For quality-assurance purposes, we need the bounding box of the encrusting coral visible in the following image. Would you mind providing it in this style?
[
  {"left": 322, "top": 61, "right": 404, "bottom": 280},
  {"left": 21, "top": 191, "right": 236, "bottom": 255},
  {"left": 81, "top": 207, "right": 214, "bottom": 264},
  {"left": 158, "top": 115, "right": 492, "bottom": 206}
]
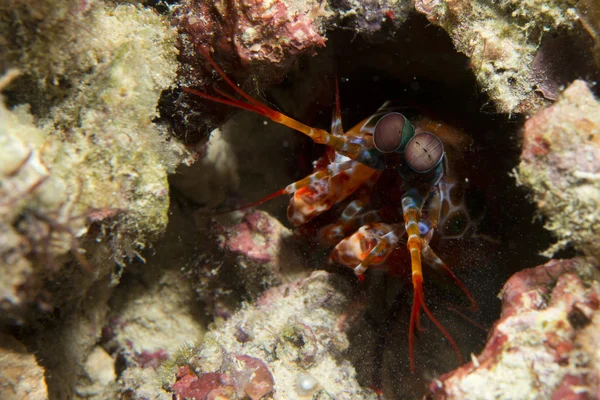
[{"left": 173, "top": 0, "right": 330, "bottom": 89}]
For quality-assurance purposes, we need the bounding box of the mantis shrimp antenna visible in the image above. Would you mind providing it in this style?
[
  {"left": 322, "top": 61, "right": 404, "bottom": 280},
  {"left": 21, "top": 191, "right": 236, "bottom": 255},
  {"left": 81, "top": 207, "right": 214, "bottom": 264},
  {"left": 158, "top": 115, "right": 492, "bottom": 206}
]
[{"left": 183, "top": 47, "right": 385, "bottom": 169}]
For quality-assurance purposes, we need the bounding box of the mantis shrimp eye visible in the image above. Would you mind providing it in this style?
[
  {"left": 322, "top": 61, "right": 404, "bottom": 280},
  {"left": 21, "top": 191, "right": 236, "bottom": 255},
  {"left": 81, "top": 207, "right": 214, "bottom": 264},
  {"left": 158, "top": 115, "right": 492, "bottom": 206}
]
[
  {"left": 373, "top": 113, "right": 408, "bottom": 153},
  {"left": 405, "top": 132, "right": 444, "bottom": 172}
]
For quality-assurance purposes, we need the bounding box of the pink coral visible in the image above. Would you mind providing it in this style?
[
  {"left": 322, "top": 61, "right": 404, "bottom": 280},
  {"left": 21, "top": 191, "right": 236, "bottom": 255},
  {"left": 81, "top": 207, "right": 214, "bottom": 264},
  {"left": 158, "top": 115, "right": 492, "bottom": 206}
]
[
  {"left": 175, "top": 0, "right": 328, "bottom": 87},
  {"left": 231, "top": 355, "right": 275, "bottom": 400},
  {"left": 215, "top": 211, "right": 280, "bottom": 264},
  {"left": 170, "top": 356, "right": 274, "bottom": 400},
  {"left": 172, "top": 366, "right": 235, "bottom": 400}
]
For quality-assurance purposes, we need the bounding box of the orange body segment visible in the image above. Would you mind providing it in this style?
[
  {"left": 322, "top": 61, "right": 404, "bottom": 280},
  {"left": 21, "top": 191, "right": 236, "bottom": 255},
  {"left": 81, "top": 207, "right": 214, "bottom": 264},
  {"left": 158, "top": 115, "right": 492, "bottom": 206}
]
[{"left": 287, "top": 161, "right": 378, "bottom": 226}]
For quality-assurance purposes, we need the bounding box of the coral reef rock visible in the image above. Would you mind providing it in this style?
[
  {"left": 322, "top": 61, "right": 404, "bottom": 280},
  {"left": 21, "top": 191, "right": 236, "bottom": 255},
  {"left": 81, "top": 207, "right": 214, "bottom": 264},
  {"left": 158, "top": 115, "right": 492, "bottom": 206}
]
[
  {"left": 415, "top": 0, "right": 582, "bottom": 113},
  {"left": 577, "top": 0, "right": 600, "bottom": 67},
  {"left": 174, "top": 0, "right": 330, "bottom": 87},
  {"left": 332, "top": 0, "right": 412, "bottom": 37},
  {"left": 0, "top": 1, "right": 191, "bottom": 324},
  {"left": 170, "top": 126, "right": 240, "bottom": 209},
  {"left": 99, "top": 201, "right": 209, "bottom": 399},
  {"left": 1, "top": 1, "right": 193, "bottom": 398},
  {"left": 518, "top": 80, "right": 600, "bottom": 258},
  {"left": 430, "top": 257, "right": 600, "bottom": 399},
  {"left": 164, "top": 271, "right": 378, "bottom": 400}
]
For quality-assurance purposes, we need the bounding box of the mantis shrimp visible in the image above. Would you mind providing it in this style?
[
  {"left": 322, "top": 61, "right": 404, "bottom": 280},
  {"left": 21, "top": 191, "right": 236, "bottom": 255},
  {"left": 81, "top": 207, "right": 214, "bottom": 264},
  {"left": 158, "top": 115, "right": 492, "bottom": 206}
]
[{"left": 184, "top": 50, "right": 478, "bottom": 373}]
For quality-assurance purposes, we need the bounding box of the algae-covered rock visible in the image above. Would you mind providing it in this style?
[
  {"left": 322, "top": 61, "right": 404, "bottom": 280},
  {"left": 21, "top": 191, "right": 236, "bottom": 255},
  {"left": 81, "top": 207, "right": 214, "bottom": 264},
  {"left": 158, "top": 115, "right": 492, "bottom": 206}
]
[
  {"left": 0, "top": 2, "right": 190, "bottom": 323},
  {"left": 430, "top": 257, "right": 600, "bottom": 399},
  {"left": 517, "top": 80, "right": 600, "bottom": 258},
  {"left": 163, "top": 272, "right": 378, "bottom": 400},
  {"left": 415, "top": 0, "right": 581, "bottom": 113},
  {"left": 1, "top": 1, "right": 194, "bottom": 398}
]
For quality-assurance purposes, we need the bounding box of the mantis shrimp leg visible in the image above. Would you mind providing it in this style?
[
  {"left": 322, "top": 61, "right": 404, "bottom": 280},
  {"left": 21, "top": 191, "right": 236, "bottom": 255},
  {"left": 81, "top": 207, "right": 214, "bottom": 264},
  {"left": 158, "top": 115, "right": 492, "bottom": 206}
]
[
  {"left": 222, "top": 159, "right": 360, "bottom": 215},
  {"left": 352, "top": 229, "right": 404, "bottom": 276},
  {"left": 402, "top": 187, "right": 463, "bottom": 372},
  {"left": 319, "top": 208, "right": 386, "bottom": 246},
  {"left": 422, "top": 187, "right": 478, "bottom": 311}
]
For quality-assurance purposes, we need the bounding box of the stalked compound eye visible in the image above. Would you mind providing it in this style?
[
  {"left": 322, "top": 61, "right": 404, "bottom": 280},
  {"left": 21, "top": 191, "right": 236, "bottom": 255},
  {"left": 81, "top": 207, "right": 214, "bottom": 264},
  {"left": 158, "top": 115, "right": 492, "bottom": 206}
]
[
  {"left": 405, "top": 132, "right": 444, "bottom": 172},
  {"left": 373, "top": 113, "right": 408, "bottom": 153}
]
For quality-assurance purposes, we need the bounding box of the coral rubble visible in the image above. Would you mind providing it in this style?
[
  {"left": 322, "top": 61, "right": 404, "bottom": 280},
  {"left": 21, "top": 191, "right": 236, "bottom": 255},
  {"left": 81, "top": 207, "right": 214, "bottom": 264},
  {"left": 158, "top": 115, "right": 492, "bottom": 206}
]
[{"left": 164, "top": 272, "right": 378, "bottom": 400}]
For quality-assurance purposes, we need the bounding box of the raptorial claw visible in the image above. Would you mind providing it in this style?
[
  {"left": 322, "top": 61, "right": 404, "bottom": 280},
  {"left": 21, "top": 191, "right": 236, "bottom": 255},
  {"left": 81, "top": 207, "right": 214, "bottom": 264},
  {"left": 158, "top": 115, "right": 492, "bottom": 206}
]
[{"left": 330, "top": 223, "right": 404, "bottom": 275}]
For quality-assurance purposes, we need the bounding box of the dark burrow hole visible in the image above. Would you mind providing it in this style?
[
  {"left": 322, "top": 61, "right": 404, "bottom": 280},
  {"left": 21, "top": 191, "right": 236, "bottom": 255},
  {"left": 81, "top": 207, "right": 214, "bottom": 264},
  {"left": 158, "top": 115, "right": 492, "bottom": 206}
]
[{"left": 205, "top": 12, "right": 556, "bottom": 398}]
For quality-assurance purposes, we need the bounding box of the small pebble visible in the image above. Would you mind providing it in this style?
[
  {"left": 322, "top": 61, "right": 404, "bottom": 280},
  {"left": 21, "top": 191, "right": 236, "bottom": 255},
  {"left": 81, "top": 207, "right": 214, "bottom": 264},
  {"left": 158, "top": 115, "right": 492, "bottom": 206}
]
[{"left": 296, "top": 372, "right": 319, "bottom": 396}]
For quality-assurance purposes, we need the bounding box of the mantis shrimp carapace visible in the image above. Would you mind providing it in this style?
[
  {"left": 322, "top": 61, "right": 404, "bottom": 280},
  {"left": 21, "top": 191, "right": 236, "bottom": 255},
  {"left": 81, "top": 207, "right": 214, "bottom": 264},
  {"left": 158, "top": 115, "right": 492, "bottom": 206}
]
[{"left": 184, "top": 50, "right": 478, "bottom": 373}]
